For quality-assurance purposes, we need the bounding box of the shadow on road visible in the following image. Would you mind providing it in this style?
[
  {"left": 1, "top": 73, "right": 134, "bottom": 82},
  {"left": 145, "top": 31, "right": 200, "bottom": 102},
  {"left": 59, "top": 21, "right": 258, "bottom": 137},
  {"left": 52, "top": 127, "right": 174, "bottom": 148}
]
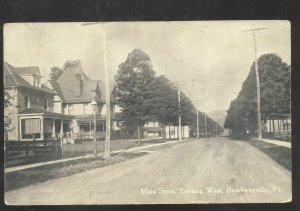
[{"left": 247, "top": 139, "right": 291, "bottom": 171}]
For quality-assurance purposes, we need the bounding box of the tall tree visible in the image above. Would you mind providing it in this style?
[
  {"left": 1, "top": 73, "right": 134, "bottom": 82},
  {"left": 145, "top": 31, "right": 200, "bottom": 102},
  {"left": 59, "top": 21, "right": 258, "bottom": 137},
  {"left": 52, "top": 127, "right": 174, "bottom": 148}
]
[
  {"left": 114, "top": 49, "right": 156, "bottom": 142},
  {"left": 147, "top": 76, "right": 179, "bottom": 139},
  {"left": 224, "top": 53, "right": 291, "bottom": 138}
]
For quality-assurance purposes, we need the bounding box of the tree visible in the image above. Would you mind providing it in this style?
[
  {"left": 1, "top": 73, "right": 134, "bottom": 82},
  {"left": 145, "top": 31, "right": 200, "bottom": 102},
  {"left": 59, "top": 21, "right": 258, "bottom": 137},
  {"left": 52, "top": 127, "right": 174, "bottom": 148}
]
[
  {"left": 4, "top": 90, "right": 13, "bottom": 108},
  {"left": 147, "top": 76, "right": 179, "bottom": 139},
  {"left": 48, "top": 66, "right": 63, "bottom": 81},
  {"left": 224, "top": 53, "right": 291, "bottom": 138},
  {"left": 63, "top": 59, "right": 82, "bottom": 71},
  {"left": 4, "top": 90, "right": 14, "bottom": 139},
  {"left": 114, "top": 49, "right": 156, "bottom": 142}
]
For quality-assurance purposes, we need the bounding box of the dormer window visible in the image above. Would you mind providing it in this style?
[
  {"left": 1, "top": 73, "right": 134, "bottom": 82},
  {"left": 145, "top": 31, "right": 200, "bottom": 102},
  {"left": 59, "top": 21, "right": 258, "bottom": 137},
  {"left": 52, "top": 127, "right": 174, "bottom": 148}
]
[{"left": 32, "top": 75, "right": 41, "bottom": 87}]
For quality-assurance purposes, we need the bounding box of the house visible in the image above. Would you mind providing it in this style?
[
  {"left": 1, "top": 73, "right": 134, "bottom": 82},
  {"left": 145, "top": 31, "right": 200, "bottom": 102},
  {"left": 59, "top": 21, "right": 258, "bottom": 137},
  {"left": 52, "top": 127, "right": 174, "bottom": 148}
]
[
  {"left": 263, "top": 113, "right": 291, "bottom": 140},
  {"left": 44, "top": 65, "right": 117, "bottom": 140},
  {"left": 4, "top": 62, "right": 73, "bottom": 141},
  {"left": 144, "top": 121, "right": 190, "bottom": 139}
]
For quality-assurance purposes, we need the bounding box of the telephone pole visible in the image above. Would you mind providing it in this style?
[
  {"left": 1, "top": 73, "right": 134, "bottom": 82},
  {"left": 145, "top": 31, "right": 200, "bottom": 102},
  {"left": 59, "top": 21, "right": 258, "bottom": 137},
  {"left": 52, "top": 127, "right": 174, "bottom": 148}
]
[
  {"left": 178, "top": 89, "right": 182, "bottom": 141},
  {"left": 196, "top": 109, "right": 199, "bottom": 139},
  {"left": 241, "top": 27, "right": 267, "bottom": 139},
  {"left": 82, "top": 22, "right": 111, "bottom": 157},
  {"left": 204, "top": 113, "right": 207, "bottom": 138},
  {"left": 103, "top": 24, "right": 111, "bottom": 157}
]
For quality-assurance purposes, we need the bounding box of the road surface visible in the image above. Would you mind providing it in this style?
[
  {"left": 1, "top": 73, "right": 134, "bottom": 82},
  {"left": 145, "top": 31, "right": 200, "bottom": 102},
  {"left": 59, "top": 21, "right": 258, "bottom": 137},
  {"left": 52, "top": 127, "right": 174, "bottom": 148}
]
[{"left": 5, "top": 137, "right": 291, "bottom": 205}]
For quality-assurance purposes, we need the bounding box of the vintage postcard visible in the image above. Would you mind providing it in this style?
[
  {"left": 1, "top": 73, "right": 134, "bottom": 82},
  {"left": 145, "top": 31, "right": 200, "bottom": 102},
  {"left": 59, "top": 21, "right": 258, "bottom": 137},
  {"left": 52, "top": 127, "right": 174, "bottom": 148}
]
[{"left": 3, "top": 21, "right": 291, "bottom": 205}]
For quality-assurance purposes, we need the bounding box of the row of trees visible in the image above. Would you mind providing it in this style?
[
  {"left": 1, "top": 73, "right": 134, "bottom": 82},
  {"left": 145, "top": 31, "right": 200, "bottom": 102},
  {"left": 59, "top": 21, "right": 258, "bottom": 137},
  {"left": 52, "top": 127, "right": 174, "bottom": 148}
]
[
  {"left": 114, "top": 49, "right": 223, "bottom": 139},
  {"left": 224, "top": 53, "right": 291, "bottom": 138}
]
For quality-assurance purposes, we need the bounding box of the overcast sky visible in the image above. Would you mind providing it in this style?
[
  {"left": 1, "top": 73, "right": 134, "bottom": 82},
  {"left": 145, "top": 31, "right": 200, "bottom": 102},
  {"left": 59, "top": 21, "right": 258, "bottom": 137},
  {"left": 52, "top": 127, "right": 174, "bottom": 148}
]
[{"left": 4, "top": 21, "right": 290, "bottom": 113}]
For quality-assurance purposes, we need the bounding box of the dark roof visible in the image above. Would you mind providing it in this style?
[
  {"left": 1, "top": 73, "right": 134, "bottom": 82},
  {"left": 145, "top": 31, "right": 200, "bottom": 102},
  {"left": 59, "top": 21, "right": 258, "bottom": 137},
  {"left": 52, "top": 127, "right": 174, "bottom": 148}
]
[
  {"left": 48, "top": 80, "right": 65, "bottom": 101},
  {"left": 54, "top": 66, "right": 115, "bottom": 103},
  {"left": 4, "top": 62, "right": 55, "bottom": 94},
  {"left": 18, "top": 108, "right": 74, "bottom": 118},
  {"left": 15, "top": 66, "right": 41, "bottom": 76}
]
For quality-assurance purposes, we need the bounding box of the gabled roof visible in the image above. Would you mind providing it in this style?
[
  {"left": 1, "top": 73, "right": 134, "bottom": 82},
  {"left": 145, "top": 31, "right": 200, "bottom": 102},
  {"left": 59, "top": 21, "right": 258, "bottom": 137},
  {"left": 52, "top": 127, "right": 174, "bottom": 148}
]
[
  {"left": 15, "top": 66, "right": 41, "bottom": 76},
  {"left": 4, "top": 62, "right": 55, "bottom": 94},
  {"left": 54, "top": 66, "right": 101, "bottom": 103}
]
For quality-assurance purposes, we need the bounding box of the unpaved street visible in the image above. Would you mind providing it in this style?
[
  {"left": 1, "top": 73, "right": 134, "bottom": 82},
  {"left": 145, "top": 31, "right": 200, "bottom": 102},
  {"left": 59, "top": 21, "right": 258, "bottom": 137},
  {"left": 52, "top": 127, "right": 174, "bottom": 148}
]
[{"left": 5, "top": 137, "right": 291, "bottom": 204}]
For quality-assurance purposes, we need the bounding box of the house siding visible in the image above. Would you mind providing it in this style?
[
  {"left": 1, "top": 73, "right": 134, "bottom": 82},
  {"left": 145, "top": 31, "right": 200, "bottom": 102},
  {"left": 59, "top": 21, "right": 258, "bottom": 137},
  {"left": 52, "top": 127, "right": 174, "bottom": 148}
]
[
  {"left": 18, "top": 88, "right": 54, "bottom": 112},
  {"left": 5, "top": 87, "right": 55, "bottom": 141}
]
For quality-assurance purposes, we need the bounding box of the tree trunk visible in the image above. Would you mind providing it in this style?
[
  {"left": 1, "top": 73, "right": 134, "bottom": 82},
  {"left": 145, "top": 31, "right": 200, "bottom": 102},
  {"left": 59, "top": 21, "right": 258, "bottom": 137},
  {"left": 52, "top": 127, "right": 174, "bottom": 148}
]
[
  {"left": 162, "top": 124, "right": 166, "bottom": 142},
  {"left": 272, "top": 118, "right": 275, "bottom": 138},
  {"left": 137, "top": 125, "right": 141, "bottom": 145}
]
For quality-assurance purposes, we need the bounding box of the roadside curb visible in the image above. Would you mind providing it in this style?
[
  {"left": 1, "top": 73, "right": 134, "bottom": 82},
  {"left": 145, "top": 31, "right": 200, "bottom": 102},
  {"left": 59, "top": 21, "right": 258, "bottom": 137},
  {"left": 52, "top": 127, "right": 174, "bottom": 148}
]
[{"left": 253, "top": 138, "right": 291, "bottom": 149}]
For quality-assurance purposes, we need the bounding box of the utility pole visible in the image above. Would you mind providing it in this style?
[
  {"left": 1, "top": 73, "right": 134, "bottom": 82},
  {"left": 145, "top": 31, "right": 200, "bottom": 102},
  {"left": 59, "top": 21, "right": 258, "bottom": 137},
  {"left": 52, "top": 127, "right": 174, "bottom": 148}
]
[
  {"left": 204, "top": 113, "right": 207, "bottom": 138},
  {"left": 196, "top": 109, "right": 199, "bottom": 139},
  {"left": 241, "top": 28, "right": 267, "bottom": 140},
  {"left": 178, "top": 89, "right": 182, "bottom": 140},
  {"left": 82, "top": 22, "right": 111, "bottom": 157},
  {"left": 103, "top": 24, "right": 111, "bottom": 157}
]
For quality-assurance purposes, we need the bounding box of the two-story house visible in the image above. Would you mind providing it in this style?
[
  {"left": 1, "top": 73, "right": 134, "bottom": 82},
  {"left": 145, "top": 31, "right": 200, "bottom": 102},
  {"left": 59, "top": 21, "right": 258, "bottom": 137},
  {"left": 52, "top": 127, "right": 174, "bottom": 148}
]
[
  {"left": 44, "top": 65, "right": 116, "bottom": 140},
  {"left": 4, "top": 62, "right": 73, "bottom": 141}
]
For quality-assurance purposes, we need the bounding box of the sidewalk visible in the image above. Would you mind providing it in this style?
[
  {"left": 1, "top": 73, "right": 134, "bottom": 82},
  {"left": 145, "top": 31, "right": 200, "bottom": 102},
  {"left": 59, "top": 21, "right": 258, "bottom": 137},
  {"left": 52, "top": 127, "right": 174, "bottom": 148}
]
[
  {"left": 5, "top": 139, "right": 181, "bottom": 174},
  {"left": 255, "top": 138, "right": 291, "bottom": 149}
]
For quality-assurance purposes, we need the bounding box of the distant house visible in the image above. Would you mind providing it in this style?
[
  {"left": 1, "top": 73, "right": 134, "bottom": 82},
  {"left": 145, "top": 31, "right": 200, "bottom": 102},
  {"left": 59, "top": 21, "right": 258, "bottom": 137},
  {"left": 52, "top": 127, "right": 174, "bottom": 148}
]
[
  {"left": 263, "top": 113, "right": 291, "bottom": 140},
  {"left": 44, "top": 65, "right": 117, "bottom": 140},
  {"left": 4, "top": 62, "right": 73, "bottom": 141},
  {"left": 144, "top": 121, "right": 190, "bottom": 139}
]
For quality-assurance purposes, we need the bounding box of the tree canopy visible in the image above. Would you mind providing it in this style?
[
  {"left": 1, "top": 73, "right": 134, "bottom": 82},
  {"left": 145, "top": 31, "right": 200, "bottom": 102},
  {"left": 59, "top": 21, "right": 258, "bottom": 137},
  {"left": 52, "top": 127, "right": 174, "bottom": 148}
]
[
  {"left": 224, "top": 53, "right": 291, "bottom": 138},
  {"left": 114, "top": 48, "right": 224, "bottom": 137},
  {"left": 114, "top": 49, "right": 156, "bottom": 129}
]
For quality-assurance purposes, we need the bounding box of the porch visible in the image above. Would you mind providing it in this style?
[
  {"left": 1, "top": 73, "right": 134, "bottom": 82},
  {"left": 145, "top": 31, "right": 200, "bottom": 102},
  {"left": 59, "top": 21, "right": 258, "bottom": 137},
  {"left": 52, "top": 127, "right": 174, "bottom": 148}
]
[
  {"left": 263, "top": 113, "right": 291, "bottom": 140},
  {"left": 18, "top": 109, "right": 74, "bottom": 141},
  {"left": 73, "top": 114, "right": 107, "bottom": 141}
]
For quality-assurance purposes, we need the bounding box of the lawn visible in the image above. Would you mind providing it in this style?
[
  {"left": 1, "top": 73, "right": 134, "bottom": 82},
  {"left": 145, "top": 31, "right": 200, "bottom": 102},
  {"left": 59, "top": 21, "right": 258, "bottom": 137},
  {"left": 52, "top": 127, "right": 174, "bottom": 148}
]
[
  {"left": 5, "top": 138, "right": 172, "bottom": 168},
  {"left": 247, "top": 139, "right": 291, "bottom": 171},
  {"left": 5, "top": 151, "right": 149, "bottom": 191}
]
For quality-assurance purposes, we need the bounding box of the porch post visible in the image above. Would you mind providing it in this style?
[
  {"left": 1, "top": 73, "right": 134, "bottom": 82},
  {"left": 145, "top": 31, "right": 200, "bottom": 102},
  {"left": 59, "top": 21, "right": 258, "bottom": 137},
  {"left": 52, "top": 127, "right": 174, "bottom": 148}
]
[
  {"left": 52, "top": 119, "right": 56, "bottom": 138},
  {"left": 19, "top": 117, "right": 22, "bottom": 140},
  {"left": 40, "top": 117, "right": 44, "bottom": 140},
  {"left": 60, "top": 119, "right": 64, "bottom": 137},
  {"left": 90, "top": 121, "right": 92, "bottom": 137},
  {"left": 102, "top": 120, "right": 105, "bottom": 138}
]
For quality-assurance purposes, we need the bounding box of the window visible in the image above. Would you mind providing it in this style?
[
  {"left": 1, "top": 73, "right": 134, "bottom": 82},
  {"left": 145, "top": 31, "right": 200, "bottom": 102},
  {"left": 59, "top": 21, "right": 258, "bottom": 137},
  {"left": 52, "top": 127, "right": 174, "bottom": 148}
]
[
  {"left": 35, "top": 97, "right": 39, "bottom": 104},
  {"left": 83, "top": 103, "right": 89, "bottom": 114},
  {"left": 33, "top": 76, "right": 37, "bottom": 87},
  {"left": 37, "top": 77, "right": 41, "bottom": 87},
  {"left": 44, "top": 99, "right": 49, "bottom": 110},
  {"left": 24, "top": 96, "right": 30, "bottom": 108},
  {"left": 68, "top": 105, "right": 73, "bottom": 115}
]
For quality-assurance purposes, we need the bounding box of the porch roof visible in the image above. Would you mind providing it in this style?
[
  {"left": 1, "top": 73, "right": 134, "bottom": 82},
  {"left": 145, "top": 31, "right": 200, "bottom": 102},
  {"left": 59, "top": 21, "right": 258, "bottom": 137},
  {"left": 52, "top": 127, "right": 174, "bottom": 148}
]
[
  {"left": 268, "top": 113, "right": 291, "bottom": 119},
  {"left": 18, "top": 109, "right": 74, "bottom": 120},
  {"left": 75, "top": 114, "right": 106, "bottom": 121}
]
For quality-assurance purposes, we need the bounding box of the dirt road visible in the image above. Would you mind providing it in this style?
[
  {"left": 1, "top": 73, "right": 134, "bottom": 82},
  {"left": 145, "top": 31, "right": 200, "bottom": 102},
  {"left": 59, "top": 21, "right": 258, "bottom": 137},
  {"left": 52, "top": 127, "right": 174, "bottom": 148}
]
[{"left": 5, "top": 137, "right": 291, "bottom": 205}]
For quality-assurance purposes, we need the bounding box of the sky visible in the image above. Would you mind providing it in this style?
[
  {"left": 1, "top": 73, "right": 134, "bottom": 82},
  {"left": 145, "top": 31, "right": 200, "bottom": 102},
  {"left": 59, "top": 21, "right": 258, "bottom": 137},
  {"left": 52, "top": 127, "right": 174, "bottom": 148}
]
[{"left": 4, "top": 21, "right": 290, "bottom": 113}]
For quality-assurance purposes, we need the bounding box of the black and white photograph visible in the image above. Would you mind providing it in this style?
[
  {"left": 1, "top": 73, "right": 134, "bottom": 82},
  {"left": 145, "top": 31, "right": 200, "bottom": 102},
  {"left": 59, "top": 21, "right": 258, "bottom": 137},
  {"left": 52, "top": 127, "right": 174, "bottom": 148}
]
[{"left": 3, "top": 21, "right": 291, "bottom": 205}]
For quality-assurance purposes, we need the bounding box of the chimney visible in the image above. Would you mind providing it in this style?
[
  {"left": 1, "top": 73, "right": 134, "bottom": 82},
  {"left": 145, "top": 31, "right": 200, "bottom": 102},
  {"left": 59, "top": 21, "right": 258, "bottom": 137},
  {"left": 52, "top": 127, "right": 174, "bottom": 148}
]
[{"left": 74, "top": 73, "right": 82, "bottom": 96}]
